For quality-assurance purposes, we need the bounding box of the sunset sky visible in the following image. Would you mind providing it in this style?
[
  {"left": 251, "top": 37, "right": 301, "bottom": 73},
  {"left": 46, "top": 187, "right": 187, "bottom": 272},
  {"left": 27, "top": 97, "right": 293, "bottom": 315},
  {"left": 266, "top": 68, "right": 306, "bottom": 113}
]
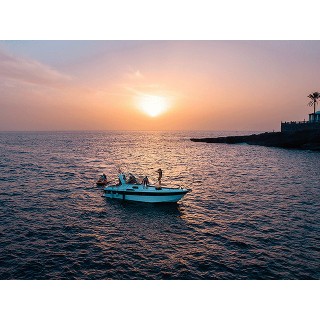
[{"left": 1, "top": 40, "right": 320, "bottom": 131}]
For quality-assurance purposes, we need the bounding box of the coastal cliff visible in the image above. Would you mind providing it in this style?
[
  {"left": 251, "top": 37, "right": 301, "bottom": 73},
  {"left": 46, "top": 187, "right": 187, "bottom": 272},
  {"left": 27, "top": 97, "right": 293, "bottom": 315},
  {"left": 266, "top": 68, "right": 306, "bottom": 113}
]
[{"left": 191, "top": 130, "right": 320, "bottom": 151}]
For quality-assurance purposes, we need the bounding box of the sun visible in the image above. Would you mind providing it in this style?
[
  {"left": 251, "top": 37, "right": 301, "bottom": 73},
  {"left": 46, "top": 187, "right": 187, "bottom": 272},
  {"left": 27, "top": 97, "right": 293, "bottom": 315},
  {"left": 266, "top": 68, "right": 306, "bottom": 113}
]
[{"left": 138, "top": 95, "right": 170, "bottom": 117}]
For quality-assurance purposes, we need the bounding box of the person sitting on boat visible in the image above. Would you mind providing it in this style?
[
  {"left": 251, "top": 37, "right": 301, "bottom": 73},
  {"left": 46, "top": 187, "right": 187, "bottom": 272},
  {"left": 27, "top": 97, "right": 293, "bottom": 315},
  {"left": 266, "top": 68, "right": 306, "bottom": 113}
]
[
  {"left": 127, "top": 173, "right": 138, "bottom": 184},
  {"left": 156, "top": 168, "right": 162, "bottom": 186},
  {"left": 96, "top": 173, "right": 107, "bottom": 186},
  {"left": 142, "top": 176, "right": 149, "bottom": 188}
]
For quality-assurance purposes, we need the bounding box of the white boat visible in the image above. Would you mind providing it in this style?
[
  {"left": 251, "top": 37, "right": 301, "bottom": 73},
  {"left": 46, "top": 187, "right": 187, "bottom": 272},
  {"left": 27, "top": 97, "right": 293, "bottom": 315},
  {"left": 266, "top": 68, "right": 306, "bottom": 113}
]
[{"left": 103, "top": 173, "right": 190, "bottom": 203}]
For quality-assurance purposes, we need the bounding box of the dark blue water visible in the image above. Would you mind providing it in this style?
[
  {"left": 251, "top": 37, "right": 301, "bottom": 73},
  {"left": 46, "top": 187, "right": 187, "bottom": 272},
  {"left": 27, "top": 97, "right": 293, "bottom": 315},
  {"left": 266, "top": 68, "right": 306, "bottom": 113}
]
[{"left": 0, "top": 131, "right": 319, "bottom": 279}]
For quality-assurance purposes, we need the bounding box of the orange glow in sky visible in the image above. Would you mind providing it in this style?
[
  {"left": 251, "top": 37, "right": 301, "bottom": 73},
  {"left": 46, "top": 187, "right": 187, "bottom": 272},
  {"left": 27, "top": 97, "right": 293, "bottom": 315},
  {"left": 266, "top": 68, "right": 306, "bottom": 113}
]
[{"left": 1, "top": 41, "right": 320, "bottom": 131}]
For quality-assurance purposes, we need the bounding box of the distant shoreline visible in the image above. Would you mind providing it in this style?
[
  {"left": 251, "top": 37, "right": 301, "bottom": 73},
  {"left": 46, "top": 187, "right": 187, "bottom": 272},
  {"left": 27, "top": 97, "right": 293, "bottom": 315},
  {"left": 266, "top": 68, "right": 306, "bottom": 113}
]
[{"left": 191, "top": 130, "right": 320, "bottom": 151}]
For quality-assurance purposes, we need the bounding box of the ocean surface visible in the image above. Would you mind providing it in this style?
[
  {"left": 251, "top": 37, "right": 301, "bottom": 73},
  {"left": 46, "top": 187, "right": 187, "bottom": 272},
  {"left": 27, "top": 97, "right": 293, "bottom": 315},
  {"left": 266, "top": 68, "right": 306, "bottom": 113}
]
[{"left": 0, "top": 131, "right": 319, "bottom": 279}]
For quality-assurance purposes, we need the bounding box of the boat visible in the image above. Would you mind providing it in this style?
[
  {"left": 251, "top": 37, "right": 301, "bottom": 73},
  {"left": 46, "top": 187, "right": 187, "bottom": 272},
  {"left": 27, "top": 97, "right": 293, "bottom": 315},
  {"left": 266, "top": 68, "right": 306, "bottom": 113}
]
[{"left": 103, "top": 172, "right": 191, "bottom": 203}]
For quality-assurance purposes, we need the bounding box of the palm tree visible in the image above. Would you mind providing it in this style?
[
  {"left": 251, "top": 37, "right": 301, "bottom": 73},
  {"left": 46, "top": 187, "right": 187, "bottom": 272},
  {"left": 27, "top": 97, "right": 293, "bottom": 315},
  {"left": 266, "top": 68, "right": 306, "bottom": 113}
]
[{"left": 307, "top": 92, "right": 320, "bottom": 120}]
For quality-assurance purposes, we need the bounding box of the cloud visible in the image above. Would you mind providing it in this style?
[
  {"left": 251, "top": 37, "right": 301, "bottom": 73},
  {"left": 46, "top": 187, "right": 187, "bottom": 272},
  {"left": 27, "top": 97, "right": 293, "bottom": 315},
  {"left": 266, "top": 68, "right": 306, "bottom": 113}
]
[
  {"left": 0, "top": 49, "right": 72, "bottom": 88},
  {"left": 125, "top": 69, "right": 144, "bottom": 80}
]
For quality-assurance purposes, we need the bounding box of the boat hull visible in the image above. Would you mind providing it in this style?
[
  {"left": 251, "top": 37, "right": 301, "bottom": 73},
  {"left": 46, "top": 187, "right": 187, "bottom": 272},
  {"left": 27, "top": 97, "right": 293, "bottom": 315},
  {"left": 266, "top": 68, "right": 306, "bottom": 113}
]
[
  {"left": 104, "top": 193, "right": 187, "bottom": 203},
  {"left": 103, "top": 186, "right": 189, "bottom": 203}
]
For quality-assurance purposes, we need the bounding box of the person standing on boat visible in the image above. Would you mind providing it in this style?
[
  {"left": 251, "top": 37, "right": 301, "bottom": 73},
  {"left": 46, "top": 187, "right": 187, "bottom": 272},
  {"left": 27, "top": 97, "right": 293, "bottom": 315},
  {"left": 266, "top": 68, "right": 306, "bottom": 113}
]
[
  {"left": 142, "top": 176, "right": 149, "bottom": 188},
  {"left": 156, "top": 168, "right": 162, "bottom": 186}
]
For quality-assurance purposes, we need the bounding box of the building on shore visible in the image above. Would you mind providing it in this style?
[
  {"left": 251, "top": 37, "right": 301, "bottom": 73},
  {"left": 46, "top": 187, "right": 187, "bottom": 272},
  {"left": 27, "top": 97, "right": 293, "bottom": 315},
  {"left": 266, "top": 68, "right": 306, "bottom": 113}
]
[
  {"left": 309, "top": 111, "right": 320, "bottom": 122},
  {"left": 281, "top": 111, "right": 320, "bottom": 132}
]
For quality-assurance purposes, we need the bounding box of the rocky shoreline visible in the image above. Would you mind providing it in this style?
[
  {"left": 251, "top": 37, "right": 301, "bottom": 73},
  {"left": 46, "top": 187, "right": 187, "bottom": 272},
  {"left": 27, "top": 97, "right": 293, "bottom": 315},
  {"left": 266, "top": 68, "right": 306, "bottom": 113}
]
[{"left": 191, "top": 130, "right": 320, "bottom": 151}]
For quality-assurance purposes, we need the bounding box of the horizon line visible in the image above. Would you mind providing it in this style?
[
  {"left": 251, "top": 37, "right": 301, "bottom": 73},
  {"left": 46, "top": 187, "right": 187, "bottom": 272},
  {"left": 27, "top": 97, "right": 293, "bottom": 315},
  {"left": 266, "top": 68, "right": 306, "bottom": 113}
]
[{"left": 0, "top": 129, "right": 267, "bottom": 133}]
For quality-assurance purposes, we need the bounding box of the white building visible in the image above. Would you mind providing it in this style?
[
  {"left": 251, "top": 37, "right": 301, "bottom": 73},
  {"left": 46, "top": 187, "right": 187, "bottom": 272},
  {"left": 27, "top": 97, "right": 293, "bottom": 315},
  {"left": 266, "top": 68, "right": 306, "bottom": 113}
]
[{"left": 309, "top": 110, "right": 320, "bottom": 122}]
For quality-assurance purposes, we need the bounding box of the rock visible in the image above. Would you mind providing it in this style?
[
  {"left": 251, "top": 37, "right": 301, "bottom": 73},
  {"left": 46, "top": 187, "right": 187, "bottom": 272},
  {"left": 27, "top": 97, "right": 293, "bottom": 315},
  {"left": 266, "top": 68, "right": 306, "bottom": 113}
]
[{"left": 190, "top": 130, "right": 320, "bottom": 151}]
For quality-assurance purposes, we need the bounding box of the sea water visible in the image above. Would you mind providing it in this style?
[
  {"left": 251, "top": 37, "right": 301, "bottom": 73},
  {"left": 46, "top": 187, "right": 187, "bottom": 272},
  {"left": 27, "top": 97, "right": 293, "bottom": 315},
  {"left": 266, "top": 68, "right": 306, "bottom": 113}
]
[{"left": 0, "top": 131, "right": 319, "bottom": 279}]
